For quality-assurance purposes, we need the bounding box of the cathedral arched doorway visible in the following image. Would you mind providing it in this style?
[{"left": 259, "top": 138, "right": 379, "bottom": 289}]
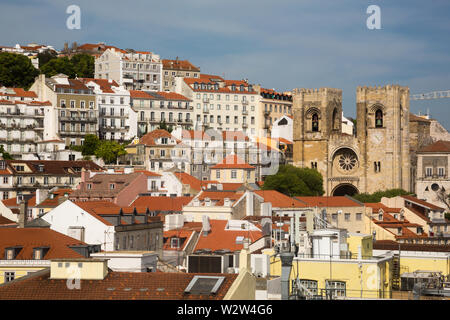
[{"left": 332, "top": 184, "right": 359, "bottom": 196}]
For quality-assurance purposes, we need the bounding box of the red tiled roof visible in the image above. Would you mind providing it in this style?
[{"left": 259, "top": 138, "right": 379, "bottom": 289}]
[
  {"left": 295, "top": 196, "right": 362, "bottom": 207},
  {"left": 72, "top": 201, "right": 119, "bottom": 225},
  {"left": 131, "top": 196, "right": 193, "bottom": 212},
  {"left": 0, "top": 88, "right": 38, "bottom": 98},
  {"left": 365, "top": 203, "right": 402, "bottom": 213},
  {"left": 255, "top": 190, "right": 307, "bottom": 208},
  {"left": 162, "top": 59, "right": 200, "bottom": 72},
  {"left": 36, "top": 189, "right": 73, "bottom": 208},
  {"left": 194, "top": 220, "right": 262, "bottom": 252},
  {"left": 374, "top": 240, "right": 450, "bottom": 252},
  {"left": 156, "top": 91, "right": 190, "bottom": 101},
  {"left": 173, "top": 172, "right": 203, "bottom": 191},
  {"left": 195, "top": 191, "right": 243, "bottom": 206},
  {"left": 0, "top": 215, "right": 16, "bottom": 226},
  {"left": 401, "top": 195, "right": 445, "bottom": 211},
  {"left": 0, "top": 270, "right": 237, "bottom": 300},
  {"left": 129, "top": 90, "right": 152, "bottom": 99},
  {"left": 406, "top": 206, "right": 431, "bottom": 223},
  {"left": 136, "top": 129, "right": 175, "bottom": 146},
  {"left": 5, "top": 160, "right": 103, "bottom": 175},
  {"left": 418, "top": 140, "right": 450, "bottom": 153},
  {"left": 409, "top": 113, "right": 431, "bottom": 123},
  {"left": 211, "top": 155, "right": 254, "bottom": 169},
  {"left": 163, "top": 229, "right": 195, "bottom": 251},
  {"left": 184, "top": 75, "right": 256, "bottom": 94},
  {"left": 79, "top": 78, "right": 120, "bottom": 93},
  {"left": 0, "top": 228, "right": 87, "bottom": 259}
]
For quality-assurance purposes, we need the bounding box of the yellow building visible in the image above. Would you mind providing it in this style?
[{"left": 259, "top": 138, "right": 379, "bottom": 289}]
[
  {"left": 263, "top": 233, "right": 394, "bottom": 299},
  {"left": 0, "top": 228, "right": 99, "bottom": 284},
  {"left": 210, "top": 154, "right": 256, "bottom": 184}
]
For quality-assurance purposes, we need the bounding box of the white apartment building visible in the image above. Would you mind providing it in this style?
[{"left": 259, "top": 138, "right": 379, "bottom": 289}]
[
  {"left": 130, "top": 90, "right": 193, "bottom": 135},
  {"left": 174, "top": 74, "right": 260, "bottom": 137},
  {"left": 95, "top": 48, "right": 163, "bottom": 92},
  {"left": 0, "top": 100, "right": 47, "bottom": 158},
  {"left": 81, "top": 78, "right": 137, "bottom": 141}
]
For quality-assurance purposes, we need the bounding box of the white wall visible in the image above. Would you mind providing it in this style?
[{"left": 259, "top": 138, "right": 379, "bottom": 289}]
[{"left": 41, "top": 200, "right": 115, "bottom": 251}]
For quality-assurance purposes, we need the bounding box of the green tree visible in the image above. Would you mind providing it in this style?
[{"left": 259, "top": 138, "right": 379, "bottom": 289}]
[
  {"left": 70, "top": 54, "right": 95, "bottom": 78},
  {"left": 94, "top": 140, "right": 127, "bottom": 164},
  {"left": 157, "top": 120, "right": 172, "bottom": 132},
  {"left": 353, "top": 188, "right": 413, "bottom": 203},
  {"left": 262, "top": 165, "right": 325, "bottom": 197},
  {"left": 40, "top": 57, "right": 76, "bottom": 78},
  {"left": 81, "top": 134, "right": 100, "bottom": 156},
  {"left": 0, "top": 52, "right": 40, "bottom": 89},
  {"left": 37, "top": 50, "right": 58, "bottom": 68},
  {"left": 0, "top": 145, "right": 13, "bottom": 160}
]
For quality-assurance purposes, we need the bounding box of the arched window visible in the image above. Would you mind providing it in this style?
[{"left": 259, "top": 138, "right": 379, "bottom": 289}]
[
  {"left": 312, "top": 113, "right": 319, "bottom": 132},
  {"left": 375, "top": 109, "right": 383, "bottom": 128}
]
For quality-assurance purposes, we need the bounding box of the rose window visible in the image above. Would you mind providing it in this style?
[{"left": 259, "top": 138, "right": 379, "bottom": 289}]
[{"left": 338, "top": 153, "right": 357, "bottom": 171}]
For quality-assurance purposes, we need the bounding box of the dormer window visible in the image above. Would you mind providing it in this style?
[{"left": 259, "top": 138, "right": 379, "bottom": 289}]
[
  {"left": 240, "top": 85, "right": 244, "bottom": 92},
  {"left": 110, "top": 183, "right": 115, "bottom": 190},
  {"left": 171, "top": 238, "right": 180, "bottom": 248},
  {"left": 231, "top": 84, "right": 236, "bottom": 91},
  {"left": 0, "top": 160, "right": 5, "bottom": 170},
  {"left": 378, "top": 213, "right": 383, "bottom": 221},
  {"left": 5, "top": 247, "right": 21, "bottom": 260}
]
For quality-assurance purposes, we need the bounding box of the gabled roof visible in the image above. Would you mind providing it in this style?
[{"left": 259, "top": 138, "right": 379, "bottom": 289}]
[
  {"left": 79, "top": 78, "right": 120, "bottom": 93},
  {"left": 418, "top": 140, "right": 450, "bottom": 153},
  {"left": 4, "top": 160, "right": 103, "bottom": 175},
  {"left": 294, "top": 196, "right": 363, "bottom": 208},
  {"left": 0, "top": 228, "right": 87, "bottom": 259},
  {"left": 135, "top": 129, "right": 177, "bottom": 146},
  {"left": 254, "top": 190, "right": 307, "bottom": 209},
  {"left": 365, "top": 203, "right": 402, "bottom": 214},
  {"left": 0, "top": 88, "right": 38, "bottom": 98},
  {"left": 0, "top": 270, "right": 237, "bottom": 300},
  {"left": 131, "top": 196, "right": 193, "bottom": 212},
  {"left": 194, "top": 191, "right": 244, "bottom": 206},
  {"left": 401, "top": 195, "right": 445, "bottom": 211},
  {"left": 211, "top": 155, "right": 254, "bottom": 169},
  {"left": 162, "top": 59, "right": 200, "bottom": 72},
  {"left": 194, "top": 220, "right": 262, "bottom": 253},
  {"left": 173, "top": 172, "right": 203, "bottom": 192},
  {"left": 0, "top": 216, "right": 16, "bottom": 227}
]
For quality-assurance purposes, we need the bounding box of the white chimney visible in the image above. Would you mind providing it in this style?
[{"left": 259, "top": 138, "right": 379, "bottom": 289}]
[{"left": 202, "top": 215, "right": 211, "bottom": 236}]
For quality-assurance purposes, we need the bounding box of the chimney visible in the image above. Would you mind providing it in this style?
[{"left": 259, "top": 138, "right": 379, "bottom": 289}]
[
  {"left": 35, "top": 189, "right": 49, "bottom": 205},
  {"left": 81, "top": 168, "right": 90, "bottom": 183},
  {"left": 18, "top": 198, "right": 28, "bottom": 228},
  {"left": 280, "top": 252, "right": 294, "bottom": 300},
  {"left": 202, "top": 215, "right": 211, "bottom": 236}
]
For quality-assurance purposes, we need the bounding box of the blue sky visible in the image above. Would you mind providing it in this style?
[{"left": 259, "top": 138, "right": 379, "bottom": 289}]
[{"left": 1, "top": 0, "right": 449, "bottom": 129}]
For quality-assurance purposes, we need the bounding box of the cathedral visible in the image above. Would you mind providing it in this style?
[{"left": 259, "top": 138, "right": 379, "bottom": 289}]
[{"left": 292, "top": 85, "right": 411, "bottom": 196}]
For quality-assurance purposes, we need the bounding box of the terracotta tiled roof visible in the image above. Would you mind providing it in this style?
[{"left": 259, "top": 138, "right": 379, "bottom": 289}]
[
  {"left": 194, "top": 220, "right": 262, "bottom": 252},
  {"left": 131, "top": 196, "right": 193, "bottom": 212},
  {"left": 156, "top": 91, "right": 190, "bottom": 101},
  {"left": 418, "top": 140, "right": 450, "bottom": 153},
  {"left": 0, "top": 216, "right": 16, "bottom": 226},
  {"left": 255, "top": 190, "right": 307, "bottom": 208},
  {"left": 406, "top": 206, "right": 431, "bottom": 223},
  {"left": 409, "top": 113, "right": 431, "bottom": 123},
  {"left": 211, "top": 155, "right": 254, "bottom": 169},
  {"left": 0, "top": 88, "right": 38, "bottom": 98},
  {"left": 0, "top": 270, "right": 237, "bottom": 300},
  {"left": 2, "top": 196, "right": 37, "bottom": 208},
  {"left": 79, "top": 78, "right": 120, "bottom": 93},
  {"left": 162, "top": 59, "right": 200, "bottom": 72},
  {"left": 163, "top": 229, "right": 195, "bottom": 251},
  {"left": 53, "top": 79, "right": 92, "bottom": 92},
  {"left": 195, "top": 191, "right": 243, "bottom": 206},
  {"left": 294, "top": 196, "right": 362, "bottom": 207},
  {"left": 365, "top": 203, "right": 402, "bottom": 213},
  {"left": 184, "top": 75, "right": 256, "bottom": 94},
  {"left": 35, "top": 189, "right": 73, "bottom": 208},
  {"left": 173, "top": 172, "right": 203, "bottom": 191},
  {"left": 71, "top": 201, "right": 118, "bottom": 225},
  {"left": 374, "top": 240, "right": 450, "bottom": 252},
  {"left": 5, "top": 160, "right": 103, "bottom": 175},
  {"left": 136, "top": 129, "right": 176, "bottom": 146},
  {"left": 0, "top": 228, "right": 87, "bottom": 259},
  {"left": 129, "top": 90, "right": 152, "bottom": 99},
  {"left": 401, "top": 195, "right": 445, "bottom": 211}
]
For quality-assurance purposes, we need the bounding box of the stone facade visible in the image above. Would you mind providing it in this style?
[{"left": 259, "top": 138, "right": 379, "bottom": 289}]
[{"left": 293, "top": 85, "right": 411, "bottom": 196}]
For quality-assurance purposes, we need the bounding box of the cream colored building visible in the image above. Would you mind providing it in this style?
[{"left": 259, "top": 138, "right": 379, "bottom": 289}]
[
  {"left": 95, "top": 48, "right": 163, "bottom": 91},
  {"left": 174, "top": 74, "right": 260, "bottom": 137},
  {"left": 162, "top": 58, "right": 200, "bottom": 92}
]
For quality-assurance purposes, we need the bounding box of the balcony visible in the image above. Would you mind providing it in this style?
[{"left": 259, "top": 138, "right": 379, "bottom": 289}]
[
  {"left": 242, "top": 100, "right": 248, "bottom": 105},
  {"left": 242, "top": 109, "right": 248, "bottom": 115},
  {"left": 202, "top": 109, "right": 209, "bottom": 114},
  {"left": 242, "top": 123, "right": 248, "bottom": 128}
]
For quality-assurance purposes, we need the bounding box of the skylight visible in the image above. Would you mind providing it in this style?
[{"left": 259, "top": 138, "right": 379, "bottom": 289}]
[{"left": 184, "top": 276, "right": 225, "bottom": 295}]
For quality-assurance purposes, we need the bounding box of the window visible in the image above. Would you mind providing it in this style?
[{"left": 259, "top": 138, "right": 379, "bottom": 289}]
[
  {"left": 3, "top": 177, "right": 8, "bottom": 184},
  {"left": 356, "top": 213, "right": 362, "bottom": 221},
  {"left": 325, "top": 280, "right": 346, "bottom": 298},
  {"left": 87, "top": 183, "right": 92, "bottom": 190},
  {"left": 296, "top": 279, "right": 318, "bottom": 296},
  {"left": 2, "top": 191, "right": 8, "bottom": 200},
  {"left": 425, "top": 167, "right": 433, "bottom": 177},
  {"left": 375, "top": 109, "right": 383, "bottom": 128},
  {"left": 43, "top": 177, "right": 49, "bottom": 185},
  {"left": 231, "top": 170, "right": 237, "bottom": 179},
  {"left": 344, "top": 213, "right": 350, "bottom": 221},
  {"left": 312, "top": 113, "right": 319, "bottom": 132},
  {"left": 331, "top": 213, "right": 337, "bottom": 221},
  {"left": 110, "top": 183, "right": 115, "bottom": 190},
  {"left": 4, "top": 272, "right": 15, "bottom": 283},
  {"left": 438, "top": 167, "right": 445, "bottom": 177},
  {"left": 374, "top": 161, "right": 381, "bottom": 172},
  {"left": 171, "top": 238, "right": 180, "bottom": 248},
  {"left": 216, "top": 170, "right": 220, "bottom": 179},
  {"left": 311, "top": 162, "right": 317, "bottom": 169}
]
